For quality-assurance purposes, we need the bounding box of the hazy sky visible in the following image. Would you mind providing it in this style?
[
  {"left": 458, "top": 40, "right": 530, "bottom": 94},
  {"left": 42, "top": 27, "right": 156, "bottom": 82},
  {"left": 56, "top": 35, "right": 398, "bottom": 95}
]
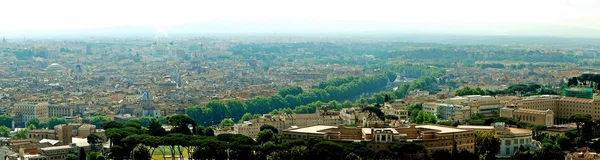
[{"left": 1, "top": 0, "right": 600, "bottom": 37}]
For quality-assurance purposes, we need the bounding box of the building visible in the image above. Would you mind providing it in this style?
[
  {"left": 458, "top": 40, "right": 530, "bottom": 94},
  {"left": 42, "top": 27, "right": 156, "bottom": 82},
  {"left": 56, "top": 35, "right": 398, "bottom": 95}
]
[
  {"left": 512, "top": 96, "right": 600, "bottom": 124},
  {"left": 282, "top": 124, "right": 475, "bottom": 157},
  {"left": 457, "top": 123, "right": 537, "bottom": 158},
  {"left": 12, "top": 102, "right": 49, "bottom": 127},
  {"left": 444, "top": 95, "right": 503, "bottom": 116},
  {"left": 55, "top": 124, "right": 73, "bottom": 145},
  {"left": 235, "top": 110, "right": 343, "bottom": 138},
  {"left": 494, "top": 122, "right": 535, "bottom": 157},
  {"left": 423, "top": 103, "right": 471, "bottom": 123},
  {"left": 139, "top": 92, "right": 160, "bottom": 117},
  {"left": 396, "top": 125, "right": 476, "bottom": 154},
  {"left": 437, "top": 104, "right": 471, "bottom": 123},
  {"left": 500, "top": 107, "right": 554, "bottom": 127},
  {"left": 27, "top": 130, "right": 56, "bottom": 140},
  {"left": 422, "top": 103, "right": 439, "bottom": 117},
  {"left": 565, "top": 151, "right": 600, "bottom": 160},
  {"left": 48, "top": 104, "right": 74, "bottom": 118}
]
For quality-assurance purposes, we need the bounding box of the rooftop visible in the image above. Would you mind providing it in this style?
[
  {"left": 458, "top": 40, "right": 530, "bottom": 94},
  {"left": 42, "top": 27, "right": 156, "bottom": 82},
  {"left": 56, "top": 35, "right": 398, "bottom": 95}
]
[
  {"left": 456, "top": 125, "right": 494, "bottom": 130},
  {"left": 506, "top": 128, "right": 532, "bottom": 135},
  {"left": 287, "top": 125, "right": 337, "bottom": 135},
  {"left": 416, "top": 125, "right": 468, "bottom": 134}
]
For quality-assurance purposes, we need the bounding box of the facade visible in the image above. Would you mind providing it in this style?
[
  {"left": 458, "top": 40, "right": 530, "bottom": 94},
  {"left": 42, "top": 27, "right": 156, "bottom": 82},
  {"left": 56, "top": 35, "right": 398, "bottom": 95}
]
[
  {"left": 437, "top": 104, "right": 471, "bottom": 122},
  {"left": 12, "top": 102, "right": 49, "bottom": 127},
  {"left": 424, "top": 103, "right": 471, "bottom": 123},
  {"left": 48, "top": 104, "right": 74, "bottom": 118},
  {"left": 235, "top": 111, "right": 343, "bottom": 138},
  {"left": 282, "top": 124, "right": 475, "bottom": 156},
  {"left": 513, "top": 96, "right": 600, "bottom": 124},
  {"left": 422, "top": 103, "right": 439, "bottom": 117},
  {"left": 27, "top": 130, "right": 56, "bottom": 140},
  {"left": 54, "top": 124, "right": 73, "bottom": 145},
  {"left": 139, "top": 92, "right": 160, "bottom": 117},
  {"left": 500, "top": 107, "right": 554, "bottom": 127},
  {"left": 494, "top": 123, "right": 535, "bottom": 157}
]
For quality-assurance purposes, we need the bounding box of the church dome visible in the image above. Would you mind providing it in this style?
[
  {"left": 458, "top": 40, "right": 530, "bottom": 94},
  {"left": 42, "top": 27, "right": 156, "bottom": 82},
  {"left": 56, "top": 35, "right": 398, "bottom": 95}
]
[{"left": 45, "top": 63, "right": 66, "bottom": 71}]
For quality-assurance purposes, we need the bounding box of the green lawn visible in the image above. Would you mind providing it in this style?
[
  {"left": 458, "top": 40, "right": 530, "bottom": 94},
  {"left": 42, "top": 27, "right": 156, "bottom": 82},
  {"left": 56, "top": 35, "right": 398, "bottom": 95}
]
[{"left": 153, "top": 146, "right": 185, "bottom": 155}]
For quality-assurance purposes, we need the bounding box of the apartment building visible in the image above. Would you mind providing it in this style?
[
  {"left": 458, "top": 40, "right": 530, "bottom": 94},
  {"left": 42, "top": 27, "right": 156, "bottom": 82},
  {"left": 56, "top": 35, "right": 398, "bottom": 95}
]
[
  {"left": 423, "top": 103, "right": 471, "bottom": 123},
  {"left": 512, "top": 96, "right": 600, "bottom": 124},
  {"left": 12, "top": 102, "right": 49, "bottom": 127},
  {"left": 48, "top": 104, "right": 73, "bottom": 118}
]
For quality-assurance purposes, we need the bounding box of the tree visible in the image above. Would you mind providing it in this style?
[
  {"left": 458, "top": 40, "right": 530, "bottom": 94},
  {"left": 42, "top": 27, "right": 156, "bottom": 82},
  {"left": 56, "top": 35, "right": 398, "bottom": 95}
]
[
  {"left": 257, "top": 130, "right": 274, "bottom": 144},
  {"left": 556, "top": 135, "right": 573, "bottom": 151},
  {"left": 384, "top": 115, "right": 399, "bottom": 121},
  {"left": 362, "top": 106, "right": 385, "bottom": 121},
  {"left": 226, "top": 100, "right": 247, "bottom": 120},
  {"left": 96, "top": 155, "right": 106, "bottom": 160},
  {"left": 132, "top": 144, "right": 152, "bottom": 160},
  {"left": 26, "top": 118, "right": 41, "bottom": 129},
  {"left": 14, "top": 125, "right": 33, "bottom": 139},
  {"left": 79, "top": 147, "right": 86, "bottom": 160},
  {"left": 570, "top": 114, "right": 592, "bottom": 136},
  {"left": 204, "top": 127, "right": 215, "bottom": 136},
  {"left": 432, "top": 150, "right": 452, "bottom": 160},
  {"left": 239, "top": 113, "right": 254, "bottom": 123},
  {"left": 0, "top": 126, "right": 9, "bottom": 137},
  {"left": 219, "top": 118, "right": 234, "bottom": 129},
  {"left": 124, "top": 119, "right": 142, "bottom": 129},
  {"left": 148, "top": 119, "right": 167, "bottom": 136},
  {"left": 65, "top": 154, "right": 78, "bottom": 160},
  {"left": 91, "top": 116, "right": 109, "bottom": 128},
  {"left": 390, "top": 141, "right": 425, "bottom": 159},
  {"left": 87, "top": 134, "right": 104, "bottom": 152},
  {"left": 0, "top": 114, "right": 13, "bottom": 128},
  {"left": 475, "top": 131, "right": 500, "bottom": 160},
  {"left": 309, "top": 141, "right": 345, "bottom": 160},
  {"left": 47, "top": 117, "right": 67, "bottom": 129},
  {"left": 260, "top": 124, "right": 279, "bottom": 134},
  {"left": 87, "top": 152, "right": 100, "bottom": 160},
  {"left": 279, "top": 86, "right": 304, "bottom": 97}
]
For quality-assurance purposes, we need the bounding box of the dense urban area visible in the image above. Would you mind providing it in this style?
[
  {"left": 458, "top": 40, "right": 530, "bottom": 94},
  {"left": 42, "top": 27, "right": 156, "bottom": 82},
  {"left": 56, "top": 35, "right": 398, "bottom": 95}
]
[{"left": 2, "top": 35, "right": 600, "bottom": 160}]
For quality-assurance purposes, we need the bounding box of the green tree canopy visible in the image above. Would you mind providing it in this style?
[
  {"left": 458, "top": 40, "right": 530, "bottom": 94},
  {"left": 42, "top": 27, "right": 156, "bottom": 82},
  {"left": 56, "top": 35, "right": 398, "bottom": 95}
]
[{"left": 47, "top": 117, "right": 68, "bottom": 129}]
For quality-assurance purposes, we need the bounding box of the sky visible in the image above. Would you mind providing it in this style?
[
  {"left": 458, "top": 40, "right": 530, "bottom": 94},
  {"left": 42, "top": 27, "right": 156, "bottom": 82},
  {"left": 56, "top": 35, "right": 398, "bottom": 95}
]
[{"left": 1, "top": 0, "right": 600, "bottom": 37}]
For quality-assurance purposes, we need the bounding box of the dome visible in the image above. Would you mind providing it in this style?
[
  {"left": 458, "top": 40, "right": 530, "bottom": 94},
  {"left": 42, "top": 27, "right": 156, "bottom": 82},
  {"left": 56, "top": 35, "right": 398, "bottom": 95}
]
[{"left": 45, "top": 63, "right": 66, "bottom": 71}]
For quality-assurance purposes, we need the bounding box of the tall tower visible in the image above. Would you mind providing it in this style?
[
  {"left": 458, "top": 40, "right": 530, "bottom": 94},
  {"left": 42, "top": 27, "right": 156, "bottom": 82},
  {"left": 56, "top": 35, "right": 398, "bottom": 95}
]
[
  {"left": 86, "top": 44, "right": 92, "bottom": 54},
  {"left": 174, "top": 69, "right": 181, "bottom": 88},
  {"left": 140, "top": 91, "right": 160, "bottom": 117}
]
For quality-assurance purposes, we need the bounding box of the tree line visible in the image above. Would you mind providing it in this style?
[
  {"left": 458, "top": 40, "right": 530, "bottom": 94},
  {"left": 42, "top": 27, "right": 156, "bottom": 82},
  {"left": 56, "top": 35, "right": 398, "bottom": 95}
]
[
  {"left": 186, "top": 73, "right": 392, "bottom": 126},
  {"left": 103, "top": 114, "right": 482, "bottom": 160},
  {"left": 454, "top": 83, "right": 559, "bottom": 97}
]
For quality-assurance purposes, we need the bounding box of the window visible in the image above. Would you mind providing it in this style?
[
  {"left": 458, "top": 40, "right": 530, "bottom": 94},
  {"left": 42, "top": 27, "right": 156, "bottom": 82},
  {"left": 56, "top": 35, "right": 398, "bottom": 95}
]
[
  {"left": 514, "top": 139, "right": 518, "bottom": 145},
  {"left": 505, "top": 140, "right": 511, "bottom": 145},
  {"left": 506, "top": 148, "right": 510, "bottom": 155},
  {"left": 520, "top": 139, "right": 524, "bottom": 144}
]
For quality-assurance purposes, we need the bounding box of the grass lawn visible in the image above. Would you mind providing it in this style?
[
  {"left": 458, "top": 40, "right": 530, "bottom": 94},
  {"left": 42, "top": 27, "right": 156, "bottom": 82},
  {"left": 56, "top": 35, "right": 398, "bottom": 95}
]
[{"left": 151, "top": 146, "right": 190, "bottom": 160}]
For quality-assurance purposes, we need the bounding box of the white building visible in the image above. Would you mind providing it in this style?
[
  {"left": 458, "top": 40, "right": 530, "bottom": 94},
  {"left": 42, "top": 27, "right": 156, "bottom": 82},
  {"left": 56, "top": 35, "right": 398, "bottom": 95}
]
[{"left": 494, "top": 122, "right": 535, "bottom": 157}]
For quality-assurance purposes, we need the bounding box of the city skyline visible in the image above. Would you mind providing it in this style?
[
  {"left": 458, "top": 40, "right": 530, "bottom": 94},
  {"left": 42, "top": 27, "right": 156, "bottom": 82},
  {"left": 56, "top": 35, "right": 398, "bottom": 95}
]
[{"left": 2, "top": 0, "right": 600, "bottom": 38}]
